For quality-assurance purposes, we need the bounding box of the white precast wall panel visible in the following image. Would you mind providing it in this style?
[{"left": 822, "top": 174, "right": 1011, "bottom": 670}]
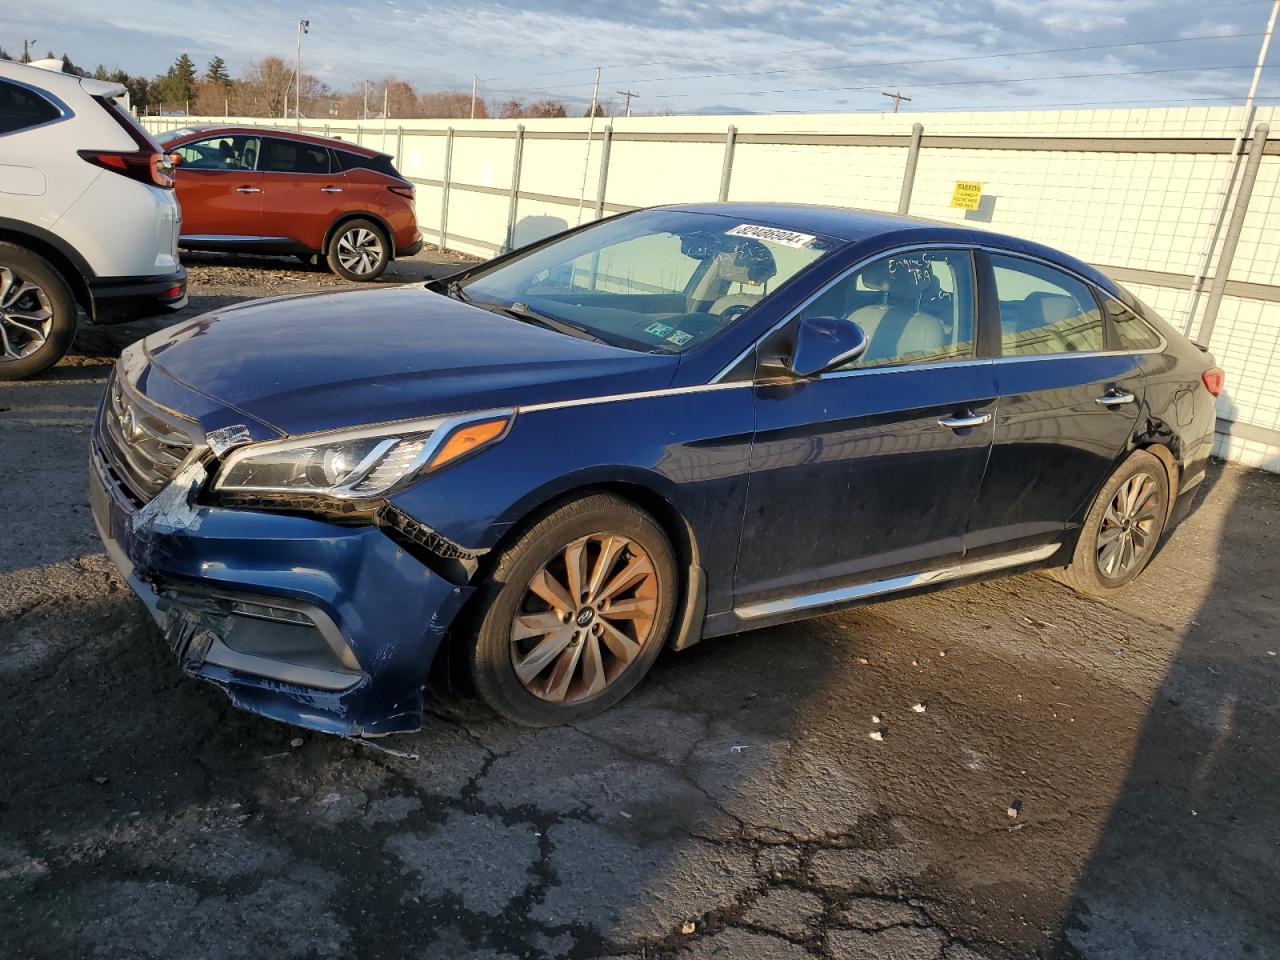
[{"left": 142, "top": 108, "right": 1280, "bottom": 472}]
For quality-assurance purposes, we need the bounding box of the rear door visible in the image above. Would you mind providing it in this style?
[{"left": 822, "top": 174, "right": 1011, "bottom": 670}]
[
  {"left": 733, "top": 247, "right": 998, "bottom": 610},
  {"left": 171, "top": 133, "right": 263, "bottom": 238},
  {"left": 964, "top": 252, "right": 1144, "bottom": 556},
  {"left": 257, "top": 137, "right": 348, "bottom": 250}
]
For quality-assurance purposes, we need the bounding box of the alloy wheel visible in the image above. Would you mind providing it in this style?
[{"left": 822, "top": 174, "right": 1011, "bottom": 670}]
[
  {"left": 509, "top": 532, "right": 660, "bottom": 704},
  {"left": 335, "top": 227, "right": 383, "bottom": 276},
  {"left": 0, "top": 267, "right": 54, "bottom": 363},
  {"left": 1096, "top": 471, "right": 1161, "bottom": 579}
]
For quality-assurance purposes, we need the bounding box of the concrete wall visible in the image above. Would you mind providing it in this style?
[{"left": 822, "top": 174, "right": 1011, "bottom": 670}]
[{"left": 144, "top": 107, "right": 1280, "bottom": 473}]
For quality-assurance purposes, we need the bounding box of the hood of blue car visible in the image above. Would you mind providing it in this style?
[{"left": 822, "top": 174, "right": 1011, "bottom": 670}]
[{"left": 141, "top": 285, "right": 679, "bottom": 435}]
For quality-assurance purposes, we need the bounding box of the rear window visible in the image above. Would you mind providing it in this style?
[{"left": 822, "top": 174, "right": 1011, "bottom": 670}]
[
  {"left": 334, "top": 150, "right": 401, "bottom": 178},
  {"left": 93, "top": 96, "right": 162, "bottom": 150},
  {"left": 0, "top": 80, "right": 62, "bottom": 134}
]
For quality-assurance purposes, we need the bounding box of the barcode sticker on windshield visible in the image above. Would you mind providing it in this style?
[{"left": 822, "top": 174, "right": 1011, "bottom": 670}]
[{"left": 726, "top": 224, "right": 817, "bottom": 249}]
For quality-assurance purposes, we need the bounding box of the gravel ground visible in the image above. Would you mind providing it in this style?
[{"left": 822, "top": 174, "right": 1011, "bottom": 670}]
[{"left": 1, "top": 253, "right": 1278, "bottom": 959}]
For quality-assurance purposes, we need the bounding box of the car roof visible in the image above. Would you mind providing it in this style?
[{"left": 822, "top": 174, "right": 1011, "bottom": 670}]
[
  {"left": 665, "top": 202, "right": 1117, "bottom": 294},
  {"left": 0, "top": 59, "right": 125, "bottom": 100},
  {"left": 166, "top": 124, "right": 382, "bottom": 157}
]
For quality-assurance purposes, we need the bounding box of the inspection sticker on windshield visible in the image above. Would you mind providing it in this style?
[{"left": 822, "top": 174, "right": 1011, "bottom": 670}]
[
  {"left": 644, "top": 322, "right": 674, "bottom": 338},
  {"left": 726, "top": 223, "right": 817, "bottom": 249},
  {"left": 666, "top": 330, "right": 694, "bottom": 347}
]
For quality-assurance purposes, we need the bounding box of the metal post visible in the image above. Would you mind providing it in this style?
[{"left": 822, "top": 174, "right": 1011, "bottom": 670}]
[
  {"left": 576, "top": 67, "right": 602, "bottom": 224},
  {"left": 439, "top": 127, "right": 454, "bottom": 251},
  {"left": 323, "top": 123, "right": 330, "bottom": 138},
  {"left": 396, "top": 125, "right": 404, "bottom": 168},
  {"left": 505, "top": 125, "right": 526, "bottom": 252},
  {"left": 1184, "top": 0, "right": 1279, "bottom": 333},
  {"left": 470, "top": 75, "right": 478, "bottom": 119},
  {"left": 1198, "top": 123, "right": 1269, "bottom": 346},
  {"left": 594, "top": 125, "right": 613, "bottom": 219},
  {"left": 718, "top": 125, "right": 737, "bottom": 202},
  {"left": 898, "top": 122, "right": 924, "bottom": 214}
]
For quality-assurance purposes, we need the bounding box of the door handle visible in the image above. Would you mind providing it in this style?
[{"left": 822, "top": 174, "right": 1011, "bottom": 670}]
[
  {"left": 937, "top": 412, "right": 991, "bottom": 430},
  {"left": 320, "top": 186, "right": 344, "bottom": 193},
  {"left": 235, "top": 186, "right": 262, "bottom": 193},
  {"left": 1095, "top": 390, "right": 1136, "bottom": 407}
]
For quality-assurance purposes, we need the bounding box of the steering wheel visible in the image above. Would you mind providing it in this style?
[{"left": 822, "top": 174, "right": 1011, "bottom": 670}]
[{"left": 719, "top": 303, "right": 753, "bottom": 321}]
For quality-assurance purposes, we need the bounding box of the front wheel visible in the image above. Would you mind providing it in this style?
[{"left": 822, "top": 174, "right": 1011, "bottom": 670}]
[
  {"left": 326, "top": 219, "right": 390, "bottom": 282},
  {"left": 0, "top": 243, "right": 77, "bottom": 382},
  {"left": 1053, "top": 449, "right": 1170, "bottom": 596},
  {"left": 466, "top": 493, "right": 678, "bottom": 726}
]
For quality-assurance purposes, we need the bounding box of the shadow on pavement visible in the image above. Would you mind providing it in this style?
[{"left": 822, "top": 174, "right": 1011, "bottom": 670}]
[{"left": 1051, "top": 463, "right": 1280, "bottom": 957}]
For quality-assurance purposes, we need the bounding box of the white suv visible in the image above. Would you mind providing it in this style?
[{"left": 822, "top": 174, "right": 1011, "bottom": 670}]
[{"left": 0, "top": 60, "right": 187, "bottom": 380}]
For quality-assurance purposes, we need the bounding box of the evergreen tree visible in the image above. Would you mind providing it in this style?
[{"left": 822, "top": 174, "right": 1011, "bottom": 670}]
[{"left": 206, "top": 56, "right": 230, "bottom": 86}]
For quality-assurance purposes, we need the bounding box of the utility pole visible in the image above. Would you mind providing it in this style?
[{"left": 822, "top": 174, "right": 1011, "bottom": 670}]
[
  {"left": 295, "top": 19, "right": 310, "bottom": 129},
  {"left": 617, "top": 89, "right": 639, "bottom": 118},
  {"left": 21, "top": 39, "right": 36, "bottom": 64},
  {"left": 1184, "top": 0, "right": 1279, "bottom": 335},
  {"left": 881, "top": 90, "right": 911, "bottom": 113},
  {"left": 470, "top": 75, "right": 478, "bottom": 119},
  {"left": 577, "top": 67, "right": 602, "bottom": 224},
  {"left": 362, "top": 80, "right": 369, "bottom": 120}
]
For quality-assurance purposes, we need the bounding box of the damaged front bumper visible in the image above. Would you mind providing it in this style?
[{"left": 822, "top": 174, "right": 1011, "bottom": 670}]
[{"left": 90, "top": 449, "right": 475, "bottom": 736}]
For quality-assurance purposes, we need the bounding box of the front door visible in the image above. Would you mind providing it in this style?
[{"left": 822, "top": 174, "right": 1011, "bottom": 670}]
[
  {"left": 171, "top": 133, "right": 263, "bottom": 239},
  {"left": 965, "top": 252, "right": 1143, "bottom": 556},
  {"left": 733, "top": 248, "right": 997, "bottom": 609}
]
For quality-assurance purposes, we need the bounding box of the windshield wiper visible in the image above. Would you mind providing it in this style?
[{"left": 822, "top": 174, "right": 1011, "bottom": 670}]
[
  {"left": 446, "top": 279, "right": 470, "bottom": 303},
  {"left": 477, "top": 299, "right": 608, "bottom": 344}
]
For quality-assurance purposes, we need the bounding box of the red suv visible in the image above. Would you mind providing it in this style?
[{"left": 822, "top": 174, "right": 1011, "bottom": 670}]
[{"left": 158, "top": 126, "right": 421, "bottom": 281}]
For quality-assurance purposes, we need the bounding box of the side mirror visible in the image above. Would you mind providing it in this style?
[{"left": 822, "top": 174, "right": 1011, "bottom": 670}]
[
  {"left": 789, "top": 315, "right": 868, "bottom": 377},
  {"left": 167, "top": 152, "right": 184, "bottom": 167}
]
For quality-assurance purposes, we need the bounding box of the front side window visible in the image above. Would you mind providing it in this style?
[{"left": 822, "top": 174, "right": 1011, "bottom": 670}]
[
  {"left": 173, "top": 134, "right": 260, "bottom": 171},
  {"left": 0, "top": 80, "right": 61, "bottom": 135},
  {"left": 260, "top": 138, "right": 332, "bottom": 174},
  {"left": 992, "top": 255, "right": 1104, "bottom": 356},
  {"left": 797, "top": 249, "right": 976, "bottom": 371},
  {"left": 458, "top": 210, "right": 842, "bottom": 353}
]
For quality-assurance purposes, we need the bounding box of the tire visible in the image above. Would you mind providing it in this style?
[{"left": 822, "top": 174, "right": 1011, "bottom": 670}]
[
  {"left": 325, "top": 219, "right": 390, "bottom": 282},
  {"left": 0, "top": 243, "right": 77, "bottom": 382},
  {"left": 1053, "top": 449, "right": 1170, "bottom": 596},
  {"left": 466, "top": 493, "right": 678, "bottom": 726}
]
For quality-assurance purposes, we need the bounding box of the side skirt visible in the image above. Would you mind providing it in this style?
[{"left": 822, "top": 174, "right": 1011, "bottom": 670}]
[{"left": 704, "top": 542, "right": 1062, "bottom": 638}]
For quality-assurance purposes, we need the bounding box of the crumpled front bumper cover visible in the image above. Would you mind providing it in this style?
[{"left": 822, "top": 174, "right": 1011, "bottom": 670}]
[{"left": 90, "top": 450, "right": 475, "bottom": 736}]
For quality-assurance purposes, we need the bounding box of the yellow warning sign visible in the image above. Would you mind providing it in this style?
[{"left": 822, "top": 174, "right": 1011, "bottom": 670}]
[{"left": 951, "top": 181, "right": 983, "bottom": 210}]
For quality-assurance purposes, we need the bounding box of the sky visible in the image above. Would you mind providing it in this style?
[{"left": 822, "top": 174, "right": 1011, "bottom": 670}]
[{"left": 9, "top": 0, "right": 1280, "bottom": 115}]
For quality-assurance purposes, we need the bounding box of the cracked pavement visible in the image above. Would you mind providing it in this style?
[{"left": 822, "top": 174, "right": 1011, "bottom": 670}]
[{"left": 2, "top": 252, "right": 1279, "bottom": 959}]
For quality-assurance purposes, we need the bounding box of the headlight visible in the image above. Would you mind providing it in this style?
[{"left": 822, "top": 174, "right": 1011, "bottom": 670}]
[{"left": 213, "top": 411, "right": 513, "bottom": 499}]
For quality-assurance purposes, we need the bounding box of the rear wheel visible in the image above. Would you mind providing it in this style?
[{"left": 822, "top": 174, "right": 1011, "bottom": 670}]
[
  {"left": 0, "top": 243, "right": 76, "bottom": 382},
  {"left": 466, "top": 493, "right": 678, "bottom": 726},
  {"left": 326, "top": 219, "right": 389, "bottom": 282},
  {"left": 1054, "top": 449, "right": 1170, "bottom": 596}
]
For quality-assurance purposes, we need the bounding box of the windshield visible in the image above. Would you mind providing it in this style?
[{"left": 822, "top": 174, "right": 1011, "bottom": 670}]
[
  {"left": 458, "top": 209, "right": 842, "bottom": 353},
  {"left": 155, "top": 127, "right": 196, "bottom": 145}
]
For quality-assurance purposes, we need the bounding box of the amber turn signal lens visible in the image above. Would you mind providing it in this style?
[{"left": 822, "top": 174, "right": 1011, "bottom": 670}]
[{"left": 427, "top": 418, "right": 509, "bottom": 470}]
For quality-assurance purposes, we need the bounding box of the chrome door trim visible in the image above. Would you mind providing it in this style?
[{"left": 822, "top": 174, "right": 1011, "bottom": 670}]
[
  {"left": 734, "top": 543, "right": 1061, "bottom": 621},
  {"left": 179, "top": 235, "right": 293, "bottom": 243},
  {"left": 1095, "top": 390, "right": 1137, "bottom": 406}
]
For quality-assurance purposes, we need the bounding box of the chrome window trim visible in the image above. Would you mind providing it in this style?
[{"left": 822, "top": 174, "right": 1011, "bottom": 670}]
[
  {"left": 711, "top": 240, "right": 1167, "bottom": 383},
  {"left": 518, "top": 381, "right": 752, "bottom": 414},
  {"left": 0, "top": 76, "right": 74, "bottom": 137}
]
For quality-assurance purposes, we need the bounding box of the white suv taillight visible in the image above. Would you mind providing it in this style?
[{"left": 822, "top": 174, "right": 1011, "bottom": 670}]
[{"left": 78, "top": 149, "right": 175, "bottom": 189}]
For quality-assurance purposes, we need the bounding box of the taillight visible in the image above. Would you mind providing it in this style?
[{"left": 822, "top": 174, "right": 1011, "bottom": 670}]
[
  {"left": 1202, "top": 367, "right": 1225, "bottom": 397},
  {"left": 388, "top": 184, "right": 415, "bottom": 200},
  {"left": 79, "top": 149, "right": 175, "bottom": 189}
]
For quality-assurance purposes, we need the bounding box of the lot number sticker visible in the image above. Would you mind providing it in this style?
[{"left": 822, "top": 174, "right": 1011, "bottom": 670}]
[
  {"left": 951, "top": 181, "right": 983, "bottom": 210},
  {"left": 726, "top": 224, "right": 817, "bottom": 249}
]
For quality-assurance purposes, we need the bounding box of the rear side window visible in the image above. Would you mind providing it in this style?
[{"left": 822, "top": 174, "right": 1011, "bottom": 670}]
[
  {"left": 0, "top": 80, "right": 61, "bottom": 134},
  {"left": 1103, "top": 297, "right": 1163, "bottom": 351},
  {"left": 334, "top": 150, "right": 400, "bottom": 177},
  {"left": 991, "top": 255, "right": 1105, "bottom": 356},
  {"left": 260, "top": 138, "right": 332, "bottom": 174}
]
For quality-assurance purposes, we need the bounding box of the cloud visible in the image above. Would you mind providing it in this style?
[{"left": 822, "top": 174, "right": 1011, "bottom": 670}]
[{"left": 16, "top": 0, "right": 1275, "bottom": 114}]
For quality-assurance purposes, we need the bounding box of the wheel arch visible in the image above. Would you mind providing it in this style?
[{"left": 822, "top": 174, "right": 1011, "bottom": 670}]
[
  {"left": 1133, "top": 440, "right": 1180, "bottom": 523},
  {"left": 322, "top": 211, "right": 395, "bottom": 259},
  {"left": 0, "top": 223, "right": 93, "bottom": 319}
]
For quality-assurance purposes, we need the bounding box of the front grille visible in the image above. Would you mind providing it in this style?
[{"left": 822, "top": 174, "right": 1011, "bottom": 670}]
[{"left": 97, "top": 372, "right": 198, "bottom": 503}]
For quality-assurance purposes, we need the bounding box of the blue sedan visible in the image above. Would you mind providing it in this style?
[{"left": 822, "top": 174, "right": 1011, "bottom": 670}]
[{"left": 90, "top": 203, "right": 1222, "bottom": 735}]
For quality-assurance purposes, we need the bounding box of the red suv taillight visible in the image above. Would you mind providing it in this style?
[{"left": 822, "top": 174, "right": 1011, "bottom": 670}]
[
  {"left": 78, "top": 149, "right": 175, "bottom": 189},
  {"left": 1202, "top": 367, "right": 1225, "bottom": 397},
  {"left": 388, "top": 184, "right": 415, "bottom": 200}
]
